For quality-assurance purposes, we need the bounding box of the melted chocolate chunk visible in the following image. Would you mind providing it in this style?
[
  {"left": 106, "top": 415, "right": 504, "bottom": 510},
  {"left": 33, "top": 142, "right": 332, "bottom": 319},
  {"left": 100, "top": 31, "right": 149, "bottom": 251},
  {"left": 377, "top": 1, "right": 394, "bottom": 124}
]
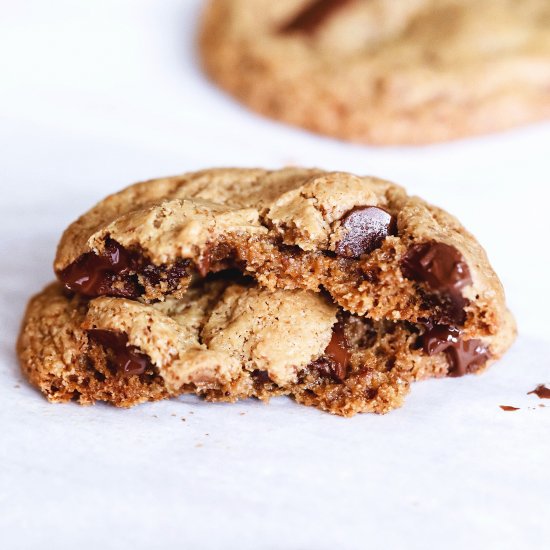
[
  {"left": 59, "top": 239, "right": 140, "bottom": 298},
  {"left": 280, "top": 0, "right": 355, "bottom": 35},
  {"left": 88, "top": 329, "right": 151, "bottom": 376},
  {"left": 402, "top": 242, "right": 472, "bottom": 324},
  {"left": 335, "top": 206, "right": 397, "bottom": 259},
  {"left": 500, "top": 405, "right": 519, "bottom": 411},
  {"left": 401, "top": 242, "right": 472, "bottom": 294},
  {"left": 311, "top": 321, "right": 351, "bottom": 382},
  {"left": 527, "top": 385, "right": 550, "bottom": 399},
  {"left": 59, "top": 239, "right": 190, "bottom": 298},
  {"left": 422, "top": 325, "right": 490, "bottom": 377}
]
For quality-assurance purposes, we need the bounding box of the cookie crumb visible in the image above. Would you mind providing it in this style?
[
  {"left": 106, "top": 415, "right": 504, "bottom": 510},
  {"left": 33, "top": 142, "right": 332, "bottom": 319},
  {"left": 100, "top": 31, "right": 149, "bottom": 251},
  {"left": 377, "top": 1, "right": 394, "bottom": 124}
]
[{"left": 499, "top": 405, "right": 519, "bottom": 411}]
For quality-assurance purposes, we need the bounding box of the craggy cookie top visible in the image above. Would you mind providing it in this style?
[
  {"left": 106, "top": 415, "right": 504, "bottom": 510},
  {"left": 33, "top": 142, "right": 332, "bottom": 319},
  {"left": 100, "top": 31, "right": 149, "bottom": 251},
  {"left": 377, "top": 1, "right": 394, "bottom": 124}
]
[
  {"left": 55, "top": 168, "right": 397, "bottom": 268},
  {"left": 200, "top": 0, "right": 550, "bottom": 144}
]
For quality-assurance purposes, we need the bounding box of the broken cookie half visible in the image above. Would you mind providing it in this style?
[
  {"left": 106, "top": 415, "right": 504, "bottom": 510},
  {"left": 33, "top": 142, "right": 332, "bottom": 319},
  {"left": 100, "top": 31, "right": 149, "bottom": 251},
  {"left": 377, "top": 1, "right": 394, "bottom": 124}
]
[
  {"left": 19, "top": 277, "right": 415, "bottom": 415},
  {"left": 19, "top": 168, "right": 515, "bottom": 416}
]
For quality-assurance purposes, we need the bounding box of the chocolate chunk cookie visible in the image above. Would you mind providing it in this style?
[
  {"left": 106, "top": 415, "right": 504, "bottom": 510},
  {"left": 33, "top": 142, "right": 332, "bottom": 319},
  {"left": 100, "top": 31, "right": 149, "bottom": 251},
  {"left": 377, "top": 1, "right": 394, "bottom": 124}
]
[
  {"left": 19, "top": 168, "right": 515, "bottom": 415},
  {"left": 199, "top": 0, "right": 550, "bottom": 144}
]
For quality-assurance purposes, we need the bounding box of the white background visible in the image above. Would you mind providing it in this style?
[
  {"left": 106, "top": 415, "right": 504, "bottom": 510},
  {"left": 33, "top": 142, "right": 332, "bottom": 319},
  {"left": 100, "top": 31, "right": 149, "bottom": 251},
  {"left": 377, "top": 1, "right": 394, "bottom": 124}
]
[{"left": 1, "top": 1, "right": 549, "bottom": 549}]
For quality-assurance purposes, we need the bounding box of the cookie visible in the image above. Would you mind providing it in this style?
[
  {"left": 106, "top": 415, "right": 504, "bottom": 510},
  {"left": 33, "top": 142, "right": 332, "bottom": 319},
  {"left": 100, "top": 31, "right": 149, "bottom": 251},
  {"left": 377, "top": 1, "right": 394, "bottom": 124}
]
[
  {"left": 20, "top": 168, "right": 515, "bottom": 415},
  {"left": 199, "top": 0, "right": 550, "bottom": 144}
]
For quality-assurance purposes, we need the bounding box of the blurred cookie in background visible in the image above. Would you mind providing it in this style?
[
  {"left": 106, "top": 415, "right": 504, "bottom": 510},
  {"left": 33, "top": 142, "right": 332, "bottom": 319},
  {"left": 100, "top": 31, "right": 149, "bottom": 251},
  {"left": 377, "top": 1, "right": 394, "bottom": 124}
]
[{"left": 199, "top": 0, "right": 550, "bottom": 145}]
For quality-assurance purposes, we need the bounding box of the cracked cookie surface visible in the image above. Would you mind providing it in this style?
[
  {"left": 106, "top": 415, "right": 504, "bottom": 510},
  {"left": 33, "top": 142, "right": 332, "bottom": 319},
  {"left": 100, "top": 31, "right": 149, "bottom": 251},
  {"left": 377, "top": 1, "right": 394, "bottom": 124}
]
[{"left": 199, "top": 0, "right": 550, "bottom": 144}]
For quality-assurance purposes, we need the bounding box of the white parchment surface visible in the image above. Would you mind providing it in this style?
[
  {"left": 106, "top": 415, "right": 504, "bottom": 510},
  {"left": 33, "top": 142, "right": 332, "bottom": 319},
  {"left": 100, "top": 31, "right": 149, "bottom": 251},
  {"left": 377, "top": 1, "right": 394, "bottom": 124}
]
[{"left": 1, "top": 2, "right": 549, "bottom": 549}]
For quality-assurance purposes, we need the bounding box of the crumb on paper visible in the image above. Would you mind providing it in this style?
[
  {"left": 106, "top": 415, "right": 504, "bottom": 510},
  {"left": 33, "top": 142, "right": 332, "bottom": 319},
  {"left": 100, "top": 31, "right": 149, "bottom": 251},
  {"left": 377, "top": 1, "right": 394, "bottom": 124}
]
[
  {"left": 527, "top": 384, "right": 550, "bottom": 399},
  {"left": 499, "top": 405, "right": 519, "bottom": 411}
]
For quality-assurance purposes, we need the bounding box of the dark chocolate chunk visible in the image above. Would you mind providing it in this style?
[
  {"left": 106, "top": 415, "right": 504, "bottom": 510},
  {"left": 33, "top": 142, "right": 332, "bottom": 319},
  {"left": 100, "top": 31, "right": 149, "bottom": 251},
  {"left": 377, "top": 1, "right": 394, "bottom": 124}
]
[
  {"left": 527, "top": 385, "right": 550, "bottom": 399},
  {"left": 311, "top": 321, "right": 351, "bottom": 381},
  {"left": 335, "top": 206, "right": 397, "bottom": 259},
  {"left": 402, "top": 242, "right": 472, "bottom": 325},
  {"left": 422, "top": 324, "right": 490, "bottom": 377},
  {"left": 364, "top": 387, "right": 379, "bottom": 400},
  {"left": 59, "top": 239, "right": 190, "bottom": 298},
  {"left": 279, "top": 0, "right": 355, "bottom": 35},
  {"left": 251, "top": 369, "right": 272, "bottom": 384},
  {"left": 59, "top": 239, "right": 141, "bottom": 298},
  {"left": 88, "top": 329, "right": 151, "bottom": 375},
  {"left": 401, "top": 242, "right": 472, "bottom": 294}
]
